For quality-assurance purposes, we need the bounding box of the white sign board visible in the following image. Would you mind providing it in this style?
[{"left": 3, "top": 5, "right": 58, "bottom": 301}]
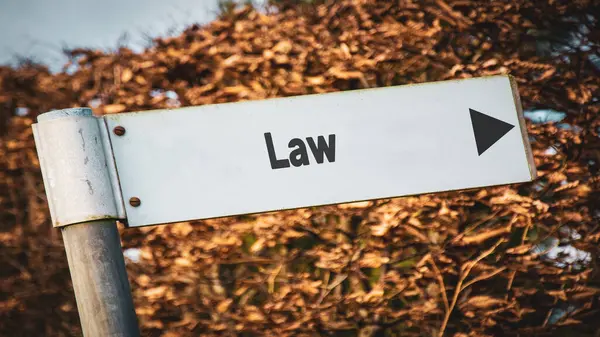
[{"left": 104, "top": 75, "right": 536, "bottom": 227}]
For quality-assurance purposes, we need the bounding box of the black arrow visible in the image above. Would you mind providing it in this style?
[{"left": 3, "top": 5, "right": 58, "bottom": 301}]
[{"left": 469, "top": 108, "right": 515, "bottom": 156}]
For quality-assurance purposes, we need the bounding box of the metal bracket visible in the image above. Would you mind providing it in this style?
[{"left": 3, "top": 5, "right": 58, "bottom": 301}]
[{"left": 32, "top": 108, "right": 126, "bottom": 227}]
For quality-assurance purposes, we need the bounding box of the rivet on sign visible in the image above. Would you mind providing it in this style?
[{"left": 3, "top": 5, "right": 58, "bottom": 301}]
[
  {"left": 113, "top": 126, "right": 126, "bottom": 136},
  {"left": 129, "top": 197, "right": 141, "bottom": 207}
]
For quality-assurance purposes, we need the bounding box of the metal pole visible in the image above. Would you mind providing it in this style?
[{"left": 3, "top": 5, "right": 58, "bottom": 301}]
[
  {"left": 33, "top": 108, "right": 140, "bottom": 336},
  {"left": 62, "top": 220, "right": 140, "bottom": 337}
]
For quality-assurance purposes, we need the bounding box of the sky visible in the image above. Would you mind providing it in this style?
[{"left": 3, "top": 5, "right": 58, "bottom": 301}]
[{"left": 0, "top": 0, "right": 240, "bottom": 72}]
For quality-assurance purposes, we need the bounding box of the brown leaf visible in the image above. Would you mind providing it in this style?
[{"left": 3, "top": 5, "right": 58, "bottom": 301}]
[
  {"left": 121, "top": 68, "right": 133, "bottom": 83},
  {"left": 463, "top": 295, "right": 506, "bottom": 309},
  {"left": 272, "top": 40, "right": 292, "bottom": 54},
  {"left": 216, "top": 299, "right": 233, "bottom": 313},
  {"left": 359, "top": 252, "right": 390, "bottom": 268},
  {"left": 458, "top": 225, "right": 511, "bottom": 245},
  {"left": 144, "top": 286, "right": 167, "bottom": 300},
  {"left": 103, "top": 104, "right": 127, "bottom": 114}
]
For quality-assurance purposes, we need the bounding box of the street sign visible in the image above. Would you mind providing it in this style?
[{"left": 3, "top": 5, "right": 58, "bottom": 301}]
[{"left": 103, "top": 75, "right": 536, "bottom": 227}]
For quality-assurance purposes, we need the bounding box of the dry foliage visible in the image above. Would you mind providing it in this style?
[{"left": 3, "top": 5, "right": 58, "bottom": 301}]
[{"left": 1, "top": 1, "right": 600, "bottom": 336}]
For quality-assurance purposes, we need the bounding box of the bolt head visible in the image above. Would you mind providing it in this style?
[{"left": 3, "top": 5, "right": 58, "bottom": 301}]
[
  {"left": 113, "top": 126, "right": 126, "bottom": 136},
  {"left": 129, "top": 197, "right": 141, "bottom": 207}
]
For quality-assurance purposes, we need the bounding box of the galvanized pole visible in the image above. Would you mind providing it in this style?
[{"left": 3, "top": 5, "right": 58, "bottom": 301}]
[
  {"left": 62, "top": 220, "right": 140, "bottom": 337},
  {"left": 34, "top": 108, "right": 140, "bottom": 337}
]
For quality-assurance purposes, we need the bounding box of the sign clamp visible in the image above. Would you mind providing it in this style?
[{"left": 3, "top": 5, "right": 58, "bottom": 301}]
[{"left": 32, "top": 108, "right": 126, "bottom": 227}]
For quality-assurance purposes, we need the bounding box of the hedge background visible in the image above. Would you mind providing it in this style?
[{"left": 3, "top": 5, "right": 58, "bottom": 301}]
[{"left": 1, "top": 1, "right": 599, "bottom": 336}]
